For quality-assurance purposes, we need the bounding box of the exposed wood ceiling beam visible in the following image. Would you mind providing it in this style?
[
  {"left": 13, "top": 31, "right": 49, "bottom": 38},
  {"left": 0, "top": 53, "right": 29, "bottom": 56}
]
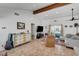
[{"left": 33, "top": 3, "right": 70, "bottom": 14}]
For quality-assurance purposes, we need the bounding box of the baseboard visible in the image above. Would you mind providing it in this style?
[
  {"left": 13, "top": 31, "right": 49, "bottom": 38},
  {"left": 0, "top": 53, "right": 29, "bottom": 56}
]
[
  {"left": 66, "top": 46, "right": 74, "bottom": 50},
  {"left": 14, "top": 41, "right": 31, "bottom": 48}
]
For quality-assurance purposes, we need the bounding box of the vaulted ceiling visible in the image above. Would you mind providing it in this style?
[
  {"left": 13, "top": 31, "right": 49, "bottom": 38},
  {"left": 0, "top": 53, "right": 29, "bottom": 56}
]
[
  {"left": 34, "top": 3, "right": 79, "bottom": 20},
  {"left": 0, "top": 3, "right": 79, "bottom": 20},
  {"left": 0, "top": 3, "right": 52, "bottom": 11},
  {"left": 0, "top": 3, "right": 52, "bottom": 18}
]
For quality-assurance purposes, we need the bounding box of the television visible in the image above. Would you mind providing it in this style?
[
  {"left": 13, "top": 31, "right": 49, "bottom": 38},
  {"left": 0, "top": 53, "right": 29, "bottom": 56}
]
[{"left": 37, "top": 26, "right": 43, "bottom": 32}]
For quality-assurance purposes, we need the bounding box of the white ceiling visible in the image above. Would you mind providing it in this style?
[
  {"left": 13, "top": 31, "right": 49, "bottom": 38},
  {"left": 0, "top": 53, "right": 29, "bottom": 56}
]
[
  {"left": 34, "top": 3, "right": 79, "bottom": 20},
  {"left": 0, "top": 3, "right": 52, "bottom": 18},
  {"left": 0, "top": 3, "right": 79, "bottom": 20},
  {"left": 0, "top": 3, "right": 52, "bottom": 11}
]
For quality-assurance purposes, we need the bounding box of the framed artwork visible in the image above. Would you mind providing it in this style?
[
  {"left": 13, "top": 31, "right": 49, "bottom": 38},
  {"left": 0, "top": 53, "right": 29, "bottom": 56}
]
[
  {"left": 17, "top": 22, "right": 25, "bottom": 29},
  {"left": 65, "top": 25, "right": 67, "bottom": 28},
  {"left": 69, "top": 25, "right": 73, "bottom": 28}
]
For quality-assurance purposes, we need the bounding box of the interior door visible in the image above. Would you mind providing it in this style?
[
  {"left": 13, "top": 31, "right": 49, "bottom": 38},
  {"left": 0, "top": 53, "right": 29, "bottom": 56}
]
[{"left": 31, "top": 23, "right": 35, "bottom": 40}]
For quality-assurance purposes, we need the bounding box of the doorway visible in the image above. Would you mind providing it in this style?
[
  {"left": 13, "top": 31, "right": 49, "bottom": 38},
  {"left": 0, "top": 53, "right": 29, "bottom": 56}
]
[
  {"left": 50, "top": 24, "right": 63, "bottom": 40},
  {"left": 31, "top": 23, "right": 35, "bottom": 40}
]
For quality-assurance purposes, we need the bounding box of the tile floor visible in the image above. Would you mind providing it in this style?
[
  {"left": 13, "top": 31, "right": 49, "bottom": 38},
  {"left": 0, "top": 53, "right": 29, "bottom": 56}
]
[{"left": 0, "top": 39, "right": 77, "bottom": 56}]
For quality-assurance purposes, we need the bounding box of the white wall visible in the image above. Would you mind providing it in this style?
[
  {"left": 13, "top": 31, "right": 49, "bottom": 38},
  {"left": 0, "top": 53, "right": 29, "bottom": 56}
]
[
  {"left": 1, "top": 7, "right": 79, "bottom": 51},
  {"left": 48, "top": 15, "right": 79, "bottom": 36},
  {"left": 0, "top": 8, "right": 47, "bottom": 51},
  {"left": 0, "top": 7, "right": 52, "bottom": 51}
]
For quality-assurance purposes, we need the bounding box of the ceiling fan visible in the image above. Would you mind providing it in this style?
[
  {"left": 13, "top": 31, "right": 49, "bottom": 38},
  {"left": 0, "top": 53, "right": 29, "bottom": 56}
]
[{"left": 68, "top": 8, "right": 79, "bottom": 21}]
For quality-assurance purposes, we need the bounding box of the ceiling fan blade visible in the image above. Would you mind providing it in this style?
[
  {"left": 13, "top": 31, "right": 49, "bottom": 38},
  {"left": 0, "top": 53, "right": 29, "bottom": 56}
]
[{"left": 73, "top": 18, "right": 79, "bottom": 20}]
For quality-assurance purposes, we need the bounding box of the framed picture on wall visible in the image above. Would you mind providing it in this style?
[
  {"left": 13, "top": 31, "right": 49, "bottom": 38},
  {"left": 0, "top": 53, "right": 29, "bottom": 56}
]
[
  {"left": 69, "top": 25, "right": 73, "bottom": 28},
  {"left": 65, "top": 25, "right": 67, "bottom": 28},
  {"left": 17, "top": 22, "right": 25, "bottom": 29}
]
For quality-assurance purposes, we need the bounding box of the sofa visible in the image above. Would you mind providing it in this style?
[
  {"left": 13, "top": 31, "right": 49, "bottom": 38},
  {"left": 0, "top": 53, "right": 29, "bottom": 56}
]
[{"left": 65, "top": 34, "right": 79, "bottom": 55}]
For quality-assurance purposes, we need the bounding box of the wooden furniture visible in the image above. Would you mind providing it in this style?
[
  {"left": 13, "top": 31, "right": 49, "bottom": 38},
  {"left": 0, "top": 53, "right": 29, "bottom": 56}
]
[
  {"left": 46, "top": 35, "right": 55, "bottom": 47},
  {"left": 13, "top": 32, "right": 31, "bottom": 47},
  {"left": 13, "top": 32, "right": 27, "bottom": 47},
  {"left": 33, "top": 3, "right": 70, "bottom": 14}
]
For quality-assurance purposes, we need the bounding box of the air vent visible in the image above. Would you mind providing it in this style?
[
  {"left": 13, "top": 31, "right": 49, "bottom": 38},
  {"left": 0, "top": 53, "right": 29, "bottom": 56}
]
[{"left": 14, "top": 12, "right": 19, "bottom": 16}]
